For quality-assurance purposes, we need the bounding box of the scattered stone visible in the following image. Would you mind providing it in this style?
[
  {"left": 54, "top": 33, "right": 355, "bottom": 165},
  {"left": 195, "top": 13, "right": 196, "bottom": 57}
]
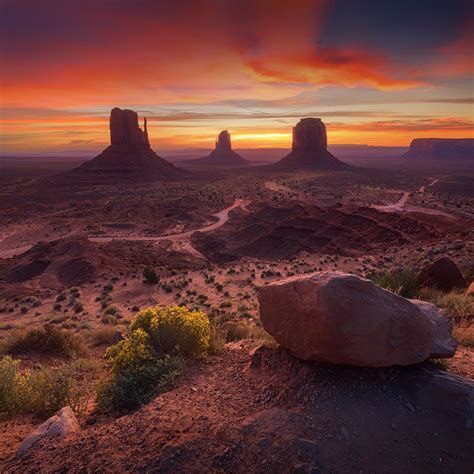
[
  {"left": 417, "top": 257, "right": 466, "bottom": 292},
  {"left": 16, "top": 407, "right": 80, "bottom": 458},
  {"left": 258, "top": 272, "right": 456, "bottom": 367}
]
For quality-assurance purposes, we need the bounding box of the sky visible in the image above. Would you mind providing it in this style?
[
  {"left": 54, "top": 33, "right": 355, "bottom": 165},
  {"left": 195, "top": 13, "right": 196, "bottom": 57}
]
[{"left": 0, "top": 0, "right": 473, "bottom": 154}]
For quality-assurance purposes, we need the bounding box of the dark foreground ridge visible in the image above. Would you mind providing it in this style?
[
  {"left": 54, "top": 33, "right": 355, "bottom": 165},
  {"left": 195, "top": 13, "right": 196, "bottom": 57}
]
[
  {"left": 74, "top": 108, "right": 189, "bottom": 180},
  {"left": 6, "top": 344, "right": 474, "bottom": 472}
]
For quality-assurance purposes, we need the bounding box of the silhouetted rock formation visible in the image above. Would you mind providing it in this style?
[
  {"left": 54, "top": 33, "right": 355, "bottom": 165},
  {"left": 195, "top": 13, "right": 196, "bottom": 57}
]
[
  {"left": 404, "top": 138, "right": 474, "bottom": 160},
  {"left": 110, "top": 107, "right": 150, "bottom": 149},
  {"left": 275, "top": 118, "right": 350, "bottom": 170},
  {"left": 418, "top": 257, "right": 467, "bottom": 292},
  {"left": 74, "top": 108, "right": 188, "bottom": 180},
  {"left": 190, "top": 130, "right": 248, "bottom": 167}
]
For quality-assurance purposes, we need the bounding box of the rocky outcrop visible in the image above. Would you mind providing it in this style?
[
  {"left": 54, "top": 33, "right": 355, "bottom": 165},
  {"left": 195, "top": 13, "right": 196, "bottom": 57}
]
[
  {"left": 274, "top": 118, "right": 351, "bottom": 170},
  {"left": 191, "top": 130, "right": 248, "bottom": 167},
  {"left": 258, "top": 272, "right": 456, "bottom": 367},
  {"left": 404, "top": 138, "right": 474, "bottom": 160},
  {"left": 17, "top": 406, "right": 80, "bottom": 457},
  {"left": 417, "top": 257, "right": 467, "bottom": 292},
  {"left": 74, "top": 108, "right": 188, "bottom": 180},
  {"left": 110, "top": 107, "right": 150, "bottom": 149}
]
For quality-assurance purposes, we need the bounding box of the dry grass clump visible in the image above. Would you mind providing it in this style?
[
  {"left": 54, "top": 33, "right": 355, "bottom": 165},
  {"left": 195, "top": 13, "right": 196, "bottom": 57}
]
[
  {"left": 2, "top": 325, "right": 86, "bottom": 358},
  {"left": 0, "top": 356, "right": 86, "bottom": 420},
  {"left": 368, "top": 268, "right": 420, "bottom": 298},
  {"left": 418, "top": 288, "right": 473, "bottom": 319},
  {"left": 452, "top": 326, "right": 474, "bottom": 348},
  {"left": 85, "top": 326, "right": 122, "bottom": 347}
]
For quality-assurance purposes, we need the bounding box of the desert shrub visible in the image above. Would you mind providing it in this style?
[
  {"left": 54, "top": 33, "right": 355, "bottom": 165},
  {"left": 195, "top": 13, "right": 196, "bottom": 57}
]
[
  {"left": 96, "top": 329, "right": 181, "bottom": 413},
  {"left": 86, "top": 327, "right": 120, "bottom": 347},
  {"left": 96, "top": 306, "right": 210, "bottom": 413},
  {"left": 368, "top": 268, "right": 420, "bottom": 298},
  {"left": 96, "top": 357, "right": 180, "bottom": 413},
  {"left": 208, "top": 326, "right": 226, "bottom": 355},
  {"left": 103, "top": 305, "right": 122, "bottom": 317},
  {"left": 3, "top": 325, "right": 85, "bottom": 358},
  {"left": 143, "top": 266, "right": 160, "bottom": 284},
  {"left": 452, "top": 326, "right": 474, "bottom": 347},
  {"left": 418, "top": 288, "right": 473, "bottom": 318},
  {"left": 0, "top": 356, "right": 85, "bottom": 419},
  {"left": 130, "top": 306, "right": 210, "bottom": 357}
]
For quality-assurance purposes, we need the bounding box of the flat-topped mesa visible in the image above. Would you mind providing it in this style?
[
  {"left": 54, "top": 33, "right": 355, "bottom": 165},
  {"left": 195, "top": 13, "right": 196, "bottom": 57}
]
[
  {"left": 405, "top": 138, "right": 474, "bottom": 160},
  {"left": 110, "top": 107, "right": 150, "bottom": 150},
  {"left": 292, "top": 118, "right": 327, "bottom": 153},
  {"left": 275, "top": 118, "right": 350, "bottom": 170}
]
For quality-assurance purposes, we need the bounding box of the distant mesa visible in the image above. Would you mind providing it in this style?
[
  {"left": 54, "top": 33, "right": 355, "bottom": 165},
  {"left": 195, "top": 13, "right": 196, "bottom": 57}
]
[
  {"left": 404, "top": 138, "right": 474, "bottom": 160},
  {"left": 274, "top": 118, "right": 351, "bottom": 170},
  {"left": 74, "top": 108, "right": 188, "bottom": 180},
  {"left": 191, "top": 130, "right": 248, "bottom": 167}
]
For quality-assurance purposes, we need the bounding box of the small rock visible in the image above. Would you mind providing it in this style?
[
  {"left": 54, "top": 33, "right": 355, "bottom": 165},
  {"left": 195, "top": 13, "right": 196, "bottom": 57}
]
[{"left": 17, "top": 406, "right": 80, "bottom": 458}]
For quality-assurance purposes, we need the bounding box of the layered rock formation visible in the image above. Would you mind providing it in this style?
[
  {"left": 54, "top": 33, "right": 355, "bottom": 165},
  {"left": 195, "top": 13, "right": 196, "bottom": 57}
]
[
  {"left": 404, "top": 138, "right": 474, "bottom": 160},
  {"left": 74, "top": 108, "right": 188, "bottom": 180},
  {"left": 258, "top": 272, "right": 456, "bottom": 367},
  {"left": 275, "top": 118, "right": 350, "bottom": 170},
  {"left": 191, "top": 130, "right": 248, "bottom": 166}
]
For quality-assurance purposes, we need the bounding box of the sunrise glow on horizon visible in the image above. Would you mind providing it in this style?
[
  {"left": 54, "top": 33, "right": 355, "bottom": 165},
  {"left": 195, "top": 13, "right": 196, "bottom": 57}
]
[{"left": 1, "top": 0, "right": 473, "bottom": 153}]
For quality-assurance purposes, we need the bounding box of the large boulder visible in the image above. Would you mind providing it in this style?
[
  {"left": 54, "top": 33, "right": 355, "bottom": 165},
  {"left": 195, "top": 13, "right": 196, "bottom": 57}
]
[
  {"left": 258, "top": 272, "right": 456, "bottom": 368},
  {"left": 17, "top": 406, "right": 80, "bottom": 457},
  {"left": 417, "top": 257, "right": 467, "bottom": 292}
]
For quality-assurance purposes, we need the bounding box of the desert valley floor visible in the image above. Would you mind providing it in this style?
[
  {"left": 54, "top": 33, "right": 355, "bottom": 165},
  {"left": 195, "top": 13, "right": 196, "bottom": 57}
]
[{"left": 0, "top": 160, "right": 473, "bottom": 472}]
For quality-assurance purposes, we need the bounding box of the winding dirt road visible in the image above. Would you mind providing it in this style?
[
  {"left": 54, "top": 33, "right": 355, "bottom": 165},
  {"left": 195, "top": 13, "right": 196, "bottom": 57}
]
[
  {"left": 372, "top": 177, "right": 453, "bottom": 218},
  {"left": 0, "top": 199, "right": 251, "bottom": 259},
  {"left": 90, "top": 198, "right": 251, "bottom": 243}
]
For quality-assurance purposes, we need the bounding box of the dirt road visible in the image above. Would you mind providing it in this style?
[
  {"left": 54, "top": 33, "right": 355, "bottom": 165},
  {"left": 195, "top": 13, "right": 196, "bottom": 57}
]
[{"left": 0, "top": 199, "right": 251, "bottom": 259}]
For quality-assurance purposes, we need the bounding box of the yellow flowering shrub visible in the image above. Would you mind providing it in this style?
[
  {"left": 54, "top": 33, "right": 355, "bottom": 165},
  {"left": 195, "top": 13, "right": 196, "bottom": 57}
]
[
  {"left": 96, "top": 306, "right": 210, "bottom": 413},
  {"left": 105, "top": 329, "right": 154, "bottom": 373},
  {"left": 130, "top": 305, "right": 210, "bottom": 357}
]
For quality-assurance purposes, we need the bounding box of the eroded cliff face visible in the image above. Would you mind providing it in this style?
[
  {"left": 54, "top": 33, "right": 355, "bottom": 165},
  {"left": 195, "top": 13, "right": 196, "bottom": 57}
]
[
  {"left": 110, "top": 108, "right": 150, "bottom": 149},
  {"left": 292, "top": 118, "right": 328, "bottom": 153},
  {"left": 407, "top": 138, "right": 474, "bottom": 159}
]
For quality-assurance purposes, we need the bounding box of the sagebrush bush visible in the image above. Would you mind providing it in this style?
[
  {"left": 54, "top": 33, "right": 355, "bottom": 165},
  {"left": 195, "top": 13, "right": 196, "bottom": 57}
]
[
  {"left": 86, "top": 327, "right": 121, "bottom": 347},
  {"left": 0, "top": 356, "right": 85, "bottom": 419},
  {"left": 96, "top": 356, "right": 181, "bottom": 413},
  {"left": 368, "top": 268, "right": 420, "bottom": 298},
  {"left": 143, "top": 266, "right": 160, "bottom": 284},
  {"left": 96, "top": 306, "right": 210, "bottom": 413},
  {"left": 3, "top": 325, "right": 85, "bottom": 358},
  {"left": 130, "top": 305, "right": 210, "bottom": 357}
]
